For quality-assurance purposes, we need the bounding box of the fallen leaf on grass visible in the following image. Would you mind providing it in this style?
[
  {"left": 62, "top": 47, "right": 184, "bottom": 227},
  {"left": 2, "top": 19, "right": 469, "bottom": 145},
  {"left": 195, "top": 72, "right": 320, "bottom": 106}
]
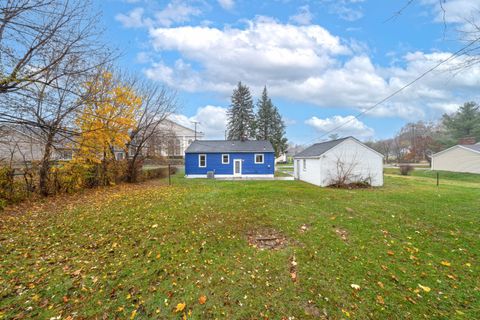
[
  {"left": 376, "top": 295, "right": 385, "bottom": 305},
  {"left": 387, "top": 251, "right": 395, "bottom": 256},
  {"left": 175, "top": 303, "right": 186, "bottom": 313},
  {"left": 405, "top": 296, "right": 416, "bottom": 304},
  {"left": 350, "top": 284, "right": 361, "bottom": 290},
  {"left": 441, "top": 261, "right": 451, "bottom": 267},
  {"left": 418, "top": 284, "right": 431, "bottom": 292},
  {"left": 199, "top": 295, "right": 207, "bottom": 305},
  {"left": 130, "top": 309, "right": 137, "bottom": 320}
]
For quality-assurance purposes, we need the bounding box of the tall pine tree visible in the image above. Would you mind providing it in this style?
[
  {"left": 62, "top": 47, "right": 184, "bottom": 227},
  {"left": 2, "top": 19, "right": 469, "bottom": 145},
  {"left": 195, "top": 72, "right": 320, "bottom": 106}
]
[
  {"left": 227, "top": 82, "right": 255, "bottom": 140},
  {"left": 254, "top": 86, "right": 288, "bottom": 157},
  {"left": 255, "top": 86, "right": 274, "bottom": 140}
]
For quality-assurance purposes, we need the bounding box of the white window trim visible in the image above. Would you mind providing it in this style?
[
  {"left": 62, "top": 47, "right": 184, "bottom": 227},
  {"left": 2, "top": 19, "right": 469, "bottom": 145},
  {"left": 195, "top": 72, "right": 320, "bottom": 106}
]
[
  {"left": 222, "top": 154, "right": 230, "bottom": 164},
  {"left": 199, "top": 154, "right": 207, "bottom": 168},
  {"left": 254, "top": 153, "right": 264, "bottom": 164}
]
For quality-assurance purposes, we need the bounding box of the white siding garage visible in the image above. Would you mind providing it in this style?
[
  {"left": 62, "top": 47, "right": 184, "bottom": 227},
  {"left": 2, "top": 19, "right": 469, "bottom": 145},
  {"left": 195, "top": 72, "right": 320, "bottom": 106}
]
[
  {"left": 294, "top": 137, "right": 384, "bottom": 187},
  {"left": 431, "top": 144, "right": 480, "bottom": 174}
]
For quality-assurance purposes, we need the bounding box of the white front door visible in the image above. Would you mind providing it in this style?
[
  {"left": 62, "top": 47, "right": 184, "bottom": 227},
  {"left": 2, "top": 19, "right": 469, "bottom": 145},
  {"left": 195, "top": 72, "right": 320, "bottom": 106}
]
[{"left": 234, "top": 159, "right": 242, "bottom": 176}]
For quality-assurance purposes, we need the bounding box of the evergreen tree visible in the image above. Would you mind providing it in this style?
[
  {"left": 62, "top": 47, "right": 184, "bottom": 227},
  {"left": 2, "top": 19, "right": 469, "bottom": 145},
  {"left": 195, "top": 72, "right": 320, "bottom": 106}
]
[
  {"left": 227, "top": 82, "right": 255, "bottom": 140},
  {"left": 270, "top": 106, "right": 288, "bottom": 157},
  {"left": 254, "top": 86, "right": 288, "bottom": 156},
  {"left": 255, "top": 86, "right": 275, "bottom": 140},
  {"left": 441, "top": 102, "right": 480, "bottom": 141}
]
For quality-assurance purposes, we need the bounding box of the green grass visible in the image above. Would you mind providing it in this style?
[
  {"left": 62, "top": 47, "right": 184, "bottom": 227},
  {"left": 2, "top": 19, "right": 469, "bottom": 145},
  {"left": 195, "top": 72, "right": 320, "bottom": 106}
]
[
  {"left": 274, "top": 170, "right": 292, "bottom": 178},
  {"left": 1, "top": 172, "right": 479, "bottom": 319},
  {"left": 385, "top": 168, "right": 480, "bottom": 184}
]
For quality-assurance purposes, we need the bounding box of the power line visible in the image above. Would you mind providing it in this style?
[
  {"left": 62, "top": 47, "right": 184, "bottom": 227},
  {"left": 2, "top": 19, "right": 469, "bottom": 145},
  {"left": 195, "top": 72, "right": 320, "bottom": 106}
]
[{"left": 309, "top": 37, "right": 480, "bottom": 144}]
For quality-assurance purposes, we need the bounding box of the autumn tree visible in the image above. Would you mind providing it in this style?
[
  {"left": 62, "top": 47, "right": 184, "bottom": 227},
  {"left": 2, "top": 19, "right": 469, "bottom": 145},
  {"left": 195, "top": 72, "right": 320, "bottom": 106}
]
[{"left": 75, "top": 71, "right": 141, "bottom": 185}]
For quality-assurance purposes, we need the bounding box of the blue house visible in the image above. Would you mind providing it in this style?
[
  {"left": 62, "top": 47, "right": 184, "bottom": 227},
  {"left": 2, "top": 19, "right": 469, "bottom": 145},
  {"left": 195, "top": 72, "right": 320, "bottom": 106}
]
[{"left": 185, "top": 140, "right": 275, "bottom": 178}]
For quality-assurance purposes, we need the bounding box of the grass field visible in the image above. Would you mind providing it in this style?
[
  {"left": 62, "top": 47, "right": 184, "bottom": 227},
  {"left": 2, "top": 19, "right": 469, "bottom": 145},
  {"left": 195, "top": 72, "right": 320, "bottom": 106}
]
[{"left": 0, "top": 171, "right": 479, "bottom": 319}]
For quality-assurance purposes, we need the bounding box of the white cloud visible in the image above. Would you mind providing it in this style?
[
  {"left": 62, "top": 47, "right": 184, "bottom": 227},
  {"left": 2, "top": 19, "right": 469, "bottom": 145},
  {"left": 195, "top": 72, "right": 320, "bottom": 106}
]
[
  {"left": 305, "top": 115, "right": 374, "bottom": 139},
  {"left": 170, "top": 105, "right": 228, "bottom": 139},
  {"left": 321, "top": 0, "right": 365, "bottom": 21},
  {"left": 218, "top": 0, "right": 235, "bottom": 10},
  {"left": 422, "top": 0, "right": 480, "bottom": 25},
  {"left": 142, "top": 17, "right": 480, "bottom": 121},
  {"left": 155, "top": 0, "right": 202, "bottom": 27},
  {"left": 289, "top": 5, "right": 313, "bottom": 25},
  {"left": 116, "top": 8, "right": 148, "bottom": 28},
  {"left": 146, "top": 17, "right": 349, "bottom": 91},
  {"left": 116, "top": 1, "right": 202, "bottom": 29}
]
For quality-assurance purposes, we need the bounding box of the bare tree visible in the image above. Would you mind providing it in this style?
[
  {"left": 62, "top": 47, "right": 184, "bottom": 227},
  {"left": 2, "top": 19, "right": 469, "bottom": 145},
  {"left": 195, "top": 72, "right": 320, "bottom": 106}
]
[
  {"left": 0, "top": 0, "right": 107, "bottom": 95},
  {"left": 0, "top": 0, "right": 113, "bottom": 195},
  {"left": 125, "top": 82, "right": 177, "bottom": 182},
  {"left": 12, "top": 56, "right": 100, "bottom": 196}
]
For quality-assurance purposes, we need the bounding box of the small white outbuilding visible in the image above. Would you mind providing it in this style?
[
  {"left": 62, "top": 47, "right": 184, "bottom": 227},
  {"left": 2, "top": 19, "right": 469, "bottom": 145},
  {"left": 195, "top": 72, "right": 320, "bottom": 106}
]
[
  {"left": 294, "top": 137, "right": 384, "bottom": 187},
  {"left": 431, "top": 143, "right": 480, "bottom": 174}
]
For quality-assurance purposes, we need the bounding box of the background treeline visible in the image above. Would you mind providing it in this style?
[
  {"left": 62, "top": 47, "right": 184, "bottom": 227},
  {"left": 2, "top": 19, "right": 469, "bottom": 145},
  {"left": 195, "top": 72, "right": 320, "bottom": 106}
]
[
  {"left": 365, "top": 102, "right": 480, "bottom": 163},
  {"left": 0, "top": 0, "right": 177, "bottom": 208}
]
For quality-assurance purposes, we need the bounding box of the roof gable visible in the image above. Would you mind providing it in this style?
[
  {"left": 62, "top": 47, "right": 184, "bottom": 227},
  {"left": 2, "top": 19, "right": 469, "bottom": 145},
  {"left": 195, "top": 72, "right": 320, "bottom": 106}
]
[
  {"left": 433, "top": 144, "right": 480, "bottom": 157},
  {"left": 462, "top": 144, "right": 480, "bottom": 153},
  {"left": 294, "top": 137, "right": 349, "bottom": 158},
  {"left": 294, "top": 137, "right": 383, "bottom": 158},
  {"left": 185, "top": 140, "right": 274, "bottom": 153}
]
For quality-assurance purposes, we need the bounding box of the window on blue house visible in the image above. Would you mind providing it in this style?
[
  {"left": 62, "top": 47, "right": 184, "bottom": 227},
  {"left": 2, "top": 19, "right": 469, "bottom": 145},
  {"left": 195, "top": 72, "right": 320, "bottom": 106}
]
[
  {"left": 199, "top": 154, "right": 206, "bottom": 167},
  {"left": 254, "top": 154, "right": 264, "bottom": 164},
  {"left": 222, "top": 154, "right": 229, "bottom": 164}
]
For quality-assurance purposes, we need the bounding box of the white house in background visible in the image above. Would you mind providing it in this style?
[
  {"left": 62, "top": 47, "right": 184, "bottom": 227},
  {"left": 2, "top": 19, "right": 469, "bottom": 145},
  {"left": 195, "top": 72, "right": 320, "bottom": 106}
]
[
  {"left": 293, "top": 136, "right": 384, "bottom": 187},
  {"left": 431, "top": 143, "right": 480, "bottom": 174},
  {"left": 144, "top": 119, "right": 203, "bottom": 158}
]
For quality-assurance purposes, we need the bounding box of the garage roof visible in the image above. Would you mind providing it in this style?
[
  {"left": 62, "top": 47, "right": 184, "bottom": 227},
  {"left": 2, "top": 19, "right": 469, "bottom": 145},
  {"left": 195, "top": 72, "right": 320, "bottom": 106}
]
[{"left": 294, "top": 137, "right": 350, "bottom": 158}]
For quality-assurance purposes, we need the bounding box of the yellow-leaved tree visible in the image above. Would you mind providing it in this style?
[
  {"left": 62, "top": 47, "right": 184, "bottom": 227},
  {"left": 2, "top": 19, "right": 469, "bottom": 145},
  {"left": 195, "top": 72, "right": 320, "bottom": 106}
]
[{"left": 75, "top": 71, "right": 142, "bottom": 185}]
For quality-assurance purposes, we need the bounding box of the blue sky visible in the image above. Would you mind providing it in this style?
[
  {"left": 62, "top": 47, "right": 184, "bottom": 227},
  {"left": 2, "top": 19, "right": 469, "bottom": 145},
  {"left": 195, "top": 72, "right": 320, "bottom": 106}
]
[{"left": 98, "top": 0, "right": 480, "bottom": 144}]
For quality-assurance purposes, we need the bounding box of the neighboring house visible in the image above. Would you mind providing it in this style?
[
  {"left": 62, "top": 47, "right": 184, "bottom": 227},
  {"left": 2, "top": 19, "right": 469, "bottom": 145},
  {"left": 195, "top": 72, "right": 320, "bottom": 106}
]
[
  {"left": 431, "top": 143, "right": 480, "bottom": 174},
  {"left": 1, "top": 119, "right": 201, "bottom": 164},
  {"left": 293, "top": 136, "right": 384, "bottom": 187},
  {"left": 0, "top": 125, "right": 74, "bottom": 164},
  {"left": 116, "top": 119, "right": 202, "bottom": 159},
  {"left": 184, "top": 140, "right": 275, "bottom": 178}
]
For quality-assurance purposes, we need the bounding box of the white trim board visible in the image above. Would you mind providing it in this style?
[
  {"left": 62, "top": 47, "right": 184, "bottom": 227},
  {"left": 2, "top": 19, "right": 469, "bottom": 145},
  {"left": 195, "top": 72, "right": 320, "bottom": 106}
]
[{"left": 185, "top": 174, "right": 274, "bottom": 179}]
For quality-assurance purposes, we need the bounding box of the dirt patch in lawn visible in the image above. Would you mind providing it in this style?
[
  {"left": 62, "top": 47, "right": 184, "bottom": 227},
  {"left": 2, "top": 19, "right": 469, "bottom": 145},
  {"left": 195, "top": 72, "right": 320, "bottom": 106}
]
[
  {"left": 333, "top": 226, "right": 349, "bottom": 242},
  {"left": 247, "top": 228, "right": 289, "bottom": 250}
]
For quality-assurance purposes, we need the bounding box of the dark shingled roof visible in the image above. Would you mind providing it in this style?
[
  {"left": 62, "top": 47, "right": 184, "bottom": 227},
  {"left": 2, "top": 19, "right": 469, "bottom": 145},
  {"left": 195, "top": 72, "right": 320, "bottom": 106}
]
[
  {"left": 294, "top": 137, "right": 350, "bottom": 158},
  {"left": 462, "top": 144, "right": 480, "bottom": 153},
  {"left": 185, "top": 140, "right": 274, "bottom": 153}
]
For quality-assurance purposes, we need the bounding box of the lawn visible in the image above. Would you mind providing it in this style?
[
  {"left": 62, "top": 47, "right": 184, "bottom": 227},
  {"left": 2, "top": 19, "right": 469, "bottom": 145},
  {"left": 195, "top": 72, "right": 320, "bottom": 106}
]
[{"left": 0, "top": 171, "right": 479, "bottom": 319}]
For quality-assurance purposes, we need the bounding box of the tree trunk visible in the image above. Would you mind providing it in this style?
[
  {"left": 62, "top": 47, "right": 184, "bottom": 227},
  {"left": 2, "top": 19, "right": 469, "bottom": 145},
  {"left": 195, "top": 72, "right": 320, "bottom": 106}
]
[
  {"left": 127, "top": 154, "right": 139, "bottom": 183},
  {"left": 39, "top": 138, "right": 54, "bottom": 196}
]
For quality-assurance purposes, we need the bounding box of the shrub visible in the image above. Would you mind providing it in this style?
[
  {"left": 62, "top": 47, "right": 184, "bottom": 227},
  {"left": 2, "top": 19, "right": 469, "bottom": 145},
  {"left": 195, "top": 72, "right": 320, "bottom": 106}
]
[
  {"left": 140, "top": 166, "right": 177, "bottom": 181},
  {"left": 399, "top": 164, "right": 414, "bottom": 176},
  {"left": 0, "top": 166, "right": 29, "bottom": 207}
]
